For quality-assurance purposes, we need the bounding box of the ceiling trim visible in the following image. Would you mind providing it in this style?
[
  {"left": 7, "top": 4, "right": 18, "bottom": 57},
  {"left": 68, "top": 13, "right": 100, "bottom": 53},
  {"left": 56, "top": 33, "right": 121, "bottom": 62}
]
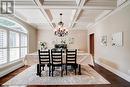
[
  {"left": 87, "top": 0, "right": 130, "bottom": 30},
  {"left": 41, "top": 5, "right": 116, "bottom": 10},
  {"left": 34, "top": 0, "right": 54, "bottom": 28},
  {"left": 69, "top": 0, "right": 86, "bottom": 28},
  {"left": 13, "top": 0, "right": 120, "bottom": 30},
  {"left": 15, "top": 6, "right": 40, "bottom": 9}
]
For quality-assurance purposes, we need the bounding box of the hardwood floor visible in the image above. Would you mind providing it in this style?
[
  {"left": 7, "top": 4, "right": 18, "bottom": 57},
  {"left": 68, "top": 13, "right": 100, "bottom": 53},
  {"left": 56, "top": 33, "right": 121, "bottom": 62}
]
[
  {"left": 0, "top": 64, "right": 130, "bottom": 87},
  {"left": 0, "top": 65, "right": 29, "bottom": 85}
]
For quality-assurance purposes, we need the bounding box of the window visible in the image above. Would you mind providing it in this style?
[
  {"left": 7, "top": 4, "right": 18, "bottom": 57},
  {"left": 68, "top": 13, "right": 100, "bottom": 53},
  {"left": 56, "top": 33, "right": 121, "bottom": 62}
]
[
  {"left": 0, "top": 29, "right": 7, "bottom": 64},
  {"left": 9, "top": 31, "right": 20, "bottom": 61},
  {"left": 0, "top": 17, "right": 28, "bottom": 65},
  {"left": 0, "top": 17, "right": 27, "bottom": 33},
  {"left": 20, "top": 34, "right": 27, "bottom": 58}
]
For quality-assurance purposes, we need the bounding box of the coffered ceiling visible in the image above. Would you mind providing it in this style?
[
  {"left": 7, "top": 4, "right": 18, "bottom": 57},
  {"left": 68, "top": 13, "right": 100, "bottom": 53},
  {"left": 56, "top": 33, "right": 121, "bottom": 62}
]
[{"left": 14, "top": 0, "right": 127, "bottom": 30}]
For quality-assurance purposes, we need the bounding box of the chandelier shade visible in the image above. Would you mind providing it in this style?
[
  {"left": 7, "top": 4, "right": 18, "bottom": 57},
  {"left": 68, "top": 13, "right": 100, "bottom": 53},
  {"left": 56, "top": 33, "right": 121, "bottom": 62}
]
[{"left": 54, "top": 13, "right": 68, "bottom": 37}]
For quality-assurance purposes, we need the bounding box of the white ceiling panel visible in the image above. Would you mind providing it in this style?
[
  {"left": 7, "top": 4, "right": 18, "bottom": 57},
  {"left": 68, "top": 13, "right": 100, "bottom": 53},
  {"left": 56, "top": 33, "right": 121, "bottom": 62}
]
[
  {"left": 37, "top": 24, "right": 52, "bottom": 30},
  {"left": 79, "top": 10, "right": 104, "bottom": 20},
  {"left": 27, "top": 18, "right": 47, "bottom": 23},
  {"left": 50, "top": 9, "right": 76, "bottom": 27},
  {"left": 74, "top": 9, "right": 104, "bottom": 29},
  {"left": 16, "top": 9, "right": 44, "bottom": 18},
  {"left": 13, "top": 0, "right": 121, "bottom": 30},
  {"left": 15, "top": 9, "right": 48, "bottom": 23}
]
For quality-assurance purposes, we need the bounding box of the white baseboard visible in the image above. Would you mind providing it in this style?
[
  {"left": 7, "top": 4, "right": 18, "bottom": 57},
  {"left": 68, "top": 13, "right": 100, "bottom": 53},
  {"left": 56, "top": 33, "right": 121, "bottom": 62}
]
[
  {"left": 96, "top": 60, "right": 130, "bottom": 82},
  {"left": 0, "top": 62, "right": 24, "bottom": 78}
]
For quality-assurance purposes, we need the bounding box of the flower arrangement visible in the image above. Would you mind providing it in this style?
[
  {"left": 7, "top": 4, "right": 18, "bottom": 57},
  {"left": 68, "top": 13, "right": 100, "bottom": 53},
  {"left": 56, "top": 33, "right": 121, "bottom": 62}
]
[{"left": 40, "top": 42, "right": 47, "bottom": 50}]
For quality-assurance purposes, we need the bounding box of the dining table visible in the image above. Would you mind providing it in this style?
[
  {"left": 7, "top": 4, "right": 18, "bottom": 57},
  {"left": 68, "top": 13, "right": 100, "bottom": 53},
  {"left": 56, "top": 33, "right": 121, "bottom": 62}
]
[{"left": 23, "top": 51, "right": 94, "bottom": 66}]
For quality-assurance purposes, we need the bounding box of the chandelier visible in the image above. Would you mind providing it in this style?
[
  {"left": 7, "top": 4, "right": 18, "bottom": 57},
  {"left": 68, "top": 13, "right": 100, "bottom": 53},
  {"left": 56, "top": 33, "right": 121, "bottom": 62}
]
[{"left": 54, "top": 13, "right": 68, "bottom": 37}]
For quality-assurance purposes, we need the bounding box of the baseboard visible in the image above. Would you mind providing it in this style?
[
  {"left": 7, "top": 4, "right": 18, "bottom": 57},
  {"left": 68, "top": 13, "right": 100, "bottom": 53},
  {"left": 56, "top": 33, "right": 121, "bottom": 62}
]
[
  {"left": 0, "top": 61, "right": 24, "bottom": 78},
  {"left": 95, "top": 60, "right": 130, "bottom": 82}
]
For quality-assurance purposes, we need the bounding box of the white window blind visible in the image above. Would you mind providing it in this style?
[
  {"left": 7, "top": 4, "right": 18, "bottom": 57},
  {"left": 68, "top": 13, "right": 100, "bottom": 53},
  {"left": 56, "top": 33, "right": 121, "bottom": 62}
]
[
  {"left": 9, "top": 31, "right": 20, "bottom": 61},
  {"left": 10, "top": 48, "right": 19, "bottom": 61},
  {"left": 9, "top": 31, "right": 19, "bottom": 47},
  {"left": 20, "top": 34, "right": 27, "bottom": 58},
  {"left": 0, "top": 29, "right": 7, "bottom": 48},
  {"left": 21, "top": 34, "right": 27, "bottom": 47},
  {"left": 0, "top": 29, "right": 7, "bottom": 65},
  {"left": 21, "top": 48, "right": 27, "bottom": 58}
]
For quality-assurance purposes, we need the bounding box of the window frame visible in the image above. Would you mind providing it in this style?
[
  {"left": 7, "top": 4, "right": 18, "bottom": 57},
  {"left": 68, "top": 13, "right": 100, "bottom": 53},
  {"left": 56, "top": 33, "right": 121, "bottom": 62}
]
[{"left": 0, "top": 25, "right": 28, "bottom": 65}]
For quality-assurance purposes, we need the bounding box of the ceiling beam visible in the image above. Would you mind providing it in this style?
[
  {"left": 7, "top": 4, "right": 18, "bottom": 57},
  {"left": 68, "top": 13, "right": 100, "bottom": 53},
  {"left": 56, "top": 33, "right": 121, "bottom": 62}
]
[
  {"left": 15, "top": 5, "right": 116, "bottom": 10},
  {"left": 42, "top": 1, "right": 76, "bottom": 6},
  {"left": 15, "top": 6, "right": 40, "bottom": 9},
  {"left": 34, "top": 0, "right": 54, "bottom": 28},
  {"left": 42, "top": 5, "right": 77, "bottom": 9},
  {"left": 41, "top": 5, "right": 116, "bottom": 10},
  {"left": 76, "top": 0, "right": 81, "bottom": 5},
  {"left": 83, "top": 6, "right": 116, "bottom": 10},
  {"left": 69, "top": 0, "right": 86, "bottom": 28}
]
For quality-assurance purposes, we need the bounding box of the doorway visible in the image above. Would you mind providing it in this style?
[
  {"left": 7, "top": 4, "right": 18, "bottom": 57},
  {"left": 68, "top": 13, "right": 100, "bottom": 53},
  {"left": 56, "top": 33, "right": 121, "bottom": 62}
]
[{"left": 89, "top": 33, "right": 94, "bottom": 57}]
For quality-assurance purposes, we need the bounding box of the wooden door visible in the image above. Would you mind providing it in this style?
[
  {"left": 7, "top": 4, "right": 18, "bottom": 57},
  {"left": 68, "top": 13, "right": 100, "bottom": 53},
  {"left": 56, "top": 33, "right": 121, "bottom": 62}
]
[{"left": 89, "top": 33, "right": 94, "bottom": 57}]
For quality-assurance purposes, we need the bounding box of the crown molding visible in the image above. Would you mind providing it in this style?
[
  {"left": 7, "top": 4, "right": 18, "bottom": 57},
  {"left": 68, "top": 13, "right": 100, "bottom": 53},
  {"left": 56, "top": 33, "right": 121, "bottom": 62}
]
[{"left": 87, "top": 0, "right": 130, "bottom": 29}]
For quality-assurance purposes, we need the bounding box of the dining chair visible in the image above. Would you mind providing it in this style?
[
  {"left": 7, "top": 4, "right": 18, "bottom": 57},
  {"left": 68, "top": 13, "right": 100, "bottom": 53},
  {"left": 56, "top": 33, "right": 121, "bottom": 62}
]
[
  {"left": 66, "top": 49, "right": 78, "bottom": 75},
  {"left": 51, "top": 49, "right": 64, "bottom": 77},
  {"left": 37, "top": 49, "right": 51, "bottom": 77}
]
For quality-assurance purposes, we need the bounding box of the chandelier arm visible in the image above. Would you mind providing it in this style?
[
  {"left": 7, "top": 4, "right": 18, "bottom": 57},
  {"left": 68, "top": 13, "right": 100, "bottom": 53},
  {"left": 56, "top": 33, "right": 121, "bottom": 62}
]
[
  {"left": 54, "top": 13, "right": 68, "bottom": 37},
  {"left": 60, "top": 13, "right": 62, "bottom": 22}
]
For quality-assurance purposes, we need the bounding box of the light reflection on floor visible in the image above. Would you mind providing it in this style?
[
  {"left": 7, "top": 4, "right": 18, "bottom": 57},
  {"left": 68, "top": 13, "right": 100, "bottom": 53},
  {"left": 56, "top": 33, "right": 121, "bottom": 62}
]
[{"left": 1, "top": 86, "right": 27, "bottom": 87}]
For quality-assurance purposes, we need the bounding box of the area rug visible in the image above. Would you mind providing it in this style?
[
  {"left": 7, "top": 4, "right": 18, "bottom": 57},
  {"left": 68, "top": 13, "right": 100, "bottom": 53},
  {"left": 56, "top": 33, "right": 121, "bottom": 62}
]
[{"left": 3, "top": 65, "right": 110, "bottom": 85}]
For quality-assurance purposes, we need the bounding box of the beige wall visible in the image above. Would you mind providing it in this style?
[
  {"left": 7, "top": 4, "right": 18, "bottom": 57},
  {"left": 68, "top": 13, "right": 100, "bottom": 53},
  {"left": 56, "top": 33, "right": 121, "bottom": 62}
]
[
  {"left": 37, "top": 30, "right": 88, "bottom": 52},
  {"left": 88, "top": 4, "right": 130, "bottom": 75}
]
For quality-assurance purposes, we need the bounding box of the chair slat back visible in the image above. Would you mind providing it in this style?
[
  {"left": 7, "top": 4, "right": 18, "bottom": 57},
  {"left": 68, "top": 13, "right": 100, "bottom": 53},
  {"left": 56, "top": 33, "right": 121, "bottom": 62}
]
[
  {"left": 51, "top": 49, "right": 62, "bottom": 65},
  {"left": 38, "top": 50, "right": 50, "bottom": 64},
  {"left": 66, "top": 49, "right": 77, "bottom": 64}
]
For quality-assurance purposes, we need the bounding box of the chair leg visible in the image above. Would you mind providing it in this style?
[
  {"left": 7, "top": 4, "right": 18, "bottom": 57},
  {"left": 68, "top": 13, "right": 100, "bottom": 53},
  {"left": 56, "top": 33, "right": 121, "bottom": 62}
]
[
  {"left": 49, "top": 66, "right": 51, "bottom": 76},
  {"left": 52, "top": 66, "right": 53, "bottom": 77},
  {"left": 78, "top": 65, "right": 81, "bottom": 75},
  {"left": 61, "top": 66, "right": 63, "bottom": 77},
  {"left": 37, "top": 64, "right": 39, "bottom": 75},
  {"left": 75, "top": 68, "right": 76, "bottom": 75},
  {"left": 39, "top": 65, "right": 41, "bottom": 77},
  {"left": 42, "top": 66, "right": 44, "bottom": 71},
  {"left": 66, "top": 65, "right": 67, "bottom": 75}
]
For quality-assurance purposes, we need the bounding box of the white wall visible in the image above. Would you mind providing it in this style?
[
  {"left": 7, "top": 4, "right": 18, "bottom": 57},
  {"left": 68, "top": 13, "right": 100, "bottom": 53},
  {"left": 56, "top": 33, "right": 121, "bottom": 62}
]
[
  {"left": 37, "top": 30, "right": 88, "bottom": 52},
  {"left": 88, "top": 2, "right": 130, "bottom": 81}
]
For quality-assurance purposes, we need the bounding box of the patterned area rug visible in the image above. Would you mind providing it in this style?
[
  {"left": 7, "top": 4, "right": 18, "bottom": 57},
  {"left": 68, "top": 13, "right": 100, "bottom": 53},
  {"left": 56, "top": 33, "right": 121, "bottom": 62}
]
[{"left": 3, "top": 65, "right": 110, "bottom": 85}]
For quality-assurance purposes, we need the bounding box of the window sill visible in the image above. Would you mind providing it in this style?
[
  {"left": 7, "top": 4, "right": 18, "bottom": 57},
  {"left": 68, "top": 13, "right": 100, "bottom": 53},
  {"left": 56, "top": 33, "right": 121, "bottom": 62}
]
[
  {"left": 0, "top": 59, "right": 24, "bottom": 78},
  {"left": 0, "top": 59, "right": 24, "bottom": 69}
]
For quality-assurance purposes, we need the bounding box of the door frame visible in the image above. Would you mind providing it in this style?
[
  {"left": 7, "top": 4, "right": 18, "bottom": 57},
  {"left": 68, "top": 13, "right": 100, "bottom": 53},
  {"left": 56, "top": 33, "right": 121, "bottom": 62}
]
[{"left": 89, "top": 33, "right": 95, "bottom": 57}]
